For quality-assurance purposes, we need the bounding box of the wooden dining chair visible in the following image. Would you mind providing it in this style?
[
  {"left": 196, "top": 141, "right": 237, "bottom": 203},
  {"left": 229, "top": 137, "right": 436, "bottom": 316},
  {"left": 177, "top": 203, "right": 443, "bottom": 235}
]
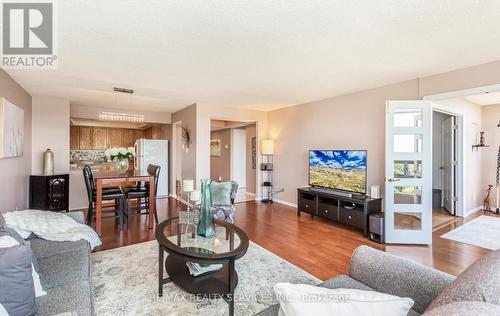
[
  {"left": 122, "top": 164, "right": 160, "bottom": 225},
  {"left": 82, "top": 165, "right": 127, "bottom": 230}
]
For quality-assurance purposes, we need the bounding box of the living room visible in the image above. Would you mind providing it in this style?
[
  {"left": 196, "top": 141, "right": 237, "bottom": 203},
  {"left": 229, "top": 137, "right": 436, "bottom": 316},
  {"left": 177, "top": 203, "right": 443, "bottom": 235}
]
[{"left": 1, "top": 1, "right": 500, "bottom": 316}]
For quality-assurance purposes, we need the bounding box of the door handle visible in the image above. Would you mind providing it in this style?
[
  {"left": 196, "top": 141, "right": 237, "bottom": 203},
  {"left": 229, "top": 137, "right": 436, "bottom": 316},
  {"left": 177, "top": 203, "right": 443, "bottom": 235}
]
[{"left": 387, "top": 178, "right": 400, "bottom": 182}]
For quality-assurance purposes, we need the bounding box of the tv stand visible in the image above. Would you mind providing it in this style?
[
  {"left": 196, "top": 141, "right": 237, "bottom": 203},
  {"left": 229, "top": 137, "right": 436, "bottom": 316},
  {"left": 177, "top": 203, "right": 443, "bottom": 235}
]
[{"left": 297, "top": 187, "right": 382, "bottom": 237}]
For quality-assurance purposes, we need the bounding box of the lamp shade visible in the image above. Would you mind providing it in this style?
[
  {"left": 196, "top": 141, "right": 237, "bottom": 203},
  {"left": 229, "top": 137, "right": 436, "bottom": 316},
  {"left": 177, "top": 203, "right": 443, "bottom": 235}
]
[
  {"left": 261, "top": 139, "right": 274, "bottom": 155},
  {"left": 183, "top": 179, "right": 194, "bottom": 192},
  {"left": 190, "top": 190, "right": 200, "bottom": 202}
]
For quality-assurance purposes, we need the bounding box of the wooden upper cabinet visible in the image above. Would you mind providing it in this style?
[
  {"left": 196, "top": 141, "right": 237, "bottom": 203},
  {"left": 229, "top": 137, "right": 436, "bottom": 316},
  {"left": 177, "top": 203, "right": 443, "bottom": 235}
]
[
  {"left": 134, "top": 129, "right": 145, "bottom": 142},
  {"left": 92, "top": 127, "right": 108, "bottom": 149},
  {"left": 107, "top": 128, "right": 123, "bottom": 148},
  {"left": 122, "top": 129, "right": 136, "bottom": 147},
  {"left": 79, "top": 127, "right": 92, "bottom": 149},
  {"left": 71, "top": 126, "right": 145, "bottom": 149},
  {"left": 70, "top": 126, "right": 79, "bottom": 149},
  {"left": 145, "top": 127, "right": 153, "bottom": 139},
  {"left": 146, "top": 126, "right": 163, "bottom": 139}
]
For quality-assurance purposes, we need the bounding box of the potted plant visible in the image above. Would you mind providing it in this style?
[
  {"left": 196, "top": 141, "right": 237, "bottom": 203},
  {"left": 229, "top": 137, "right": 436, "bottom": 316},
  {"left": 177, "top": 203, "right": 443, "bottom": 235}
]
[{"left": 105, "top": 147, "right": 135, "bottom": 173}]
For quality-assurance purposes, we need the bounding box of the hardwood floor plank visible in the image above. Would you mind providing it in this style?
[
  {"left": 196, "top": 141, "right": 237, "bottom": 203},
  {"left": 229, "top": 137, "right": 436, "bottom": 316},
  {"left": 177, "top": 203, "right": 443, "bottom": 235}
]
[{"left": 92, "top": 198, "right": 498, "bottom": 280}]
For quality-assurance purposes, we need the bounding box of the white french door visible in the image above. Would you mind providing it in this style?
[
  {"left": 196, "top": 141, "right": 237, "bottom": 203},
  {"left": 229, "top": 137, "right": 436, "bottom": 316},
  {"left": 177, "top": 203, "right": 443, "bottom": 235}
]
[{"left": 385, "top": 100, "right": 432, "bottom": 244}]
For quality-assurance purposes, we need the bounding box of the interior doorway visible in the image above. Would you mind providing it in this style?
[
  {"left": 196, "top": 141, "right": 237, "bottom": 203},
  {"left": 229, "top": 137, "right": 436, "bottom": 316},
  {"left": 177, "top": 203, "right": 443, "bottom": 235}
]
[
  {"left": 432, "top": 110, "right": 459, "bottom": 230},
  {"left": 210, "top": 119, "right": 257, "bottom": 203}
]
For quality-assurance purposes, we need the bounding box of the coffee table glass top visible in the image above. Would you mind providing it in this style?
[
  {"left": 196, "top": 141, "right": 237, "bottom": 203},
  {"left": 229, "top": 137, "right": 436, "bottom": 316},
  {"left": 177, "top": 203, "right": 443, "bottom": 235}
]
[{"left": 155, "top": 213, "right": 248, "bottom": 260}]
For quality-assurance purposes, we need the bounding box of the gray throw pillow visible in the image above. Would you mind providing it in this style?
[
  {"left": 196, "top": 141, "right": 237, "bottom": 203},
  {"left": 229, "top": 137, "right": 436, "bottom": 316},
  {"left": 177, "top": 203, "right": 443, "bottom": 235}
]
[
  {"left": 0, "top": 212, "right": 5, "bottom": 228},
  {"left": 0, "top": 226, "right": 37, "bottom": 316},
  {"left": 426, "top": 249, "right": 500, "bottom": 311},
  {"left": 211, "top": 181, "right": 232, "bottom": 205}
]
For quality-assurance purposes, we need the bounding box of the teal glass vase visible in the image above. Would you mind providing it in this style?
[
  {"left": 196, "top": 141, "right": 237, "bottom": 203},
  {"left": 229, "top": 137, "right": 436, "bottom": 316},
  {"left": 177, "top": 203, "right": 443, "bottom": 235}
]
[{"left": 197, "top": 179, "right": 216, "bottom": 238}]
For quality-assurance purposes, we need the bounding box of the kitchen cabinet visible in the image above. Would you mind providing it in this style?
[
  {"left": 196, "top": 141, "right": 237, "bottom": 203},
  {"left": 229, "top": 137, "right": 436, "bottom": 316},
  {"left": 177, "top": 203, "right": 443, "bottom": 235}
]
[
  {"left": 107, "top": 128, "right": 123, "bottom": 148},
  {"left": 123, "top": 129, "right": 136, "bottom": 147},
  {"left": 70, "top": 126, "right": 79, "bottom": 149},
  {"left": 70, "top": 126, "right": 146, "bottom": 149},
  {"left": 134, "top": 129, "right": 145, "bottom": 143},
  {"left": 79, "top": 127, "right": 92, "bottom": 149},
  {"left": 92, "top": 127, "right": 108, "bottom": 149},
  {"left": 145, "top": 126, "right": 164, "bottom": 139}
]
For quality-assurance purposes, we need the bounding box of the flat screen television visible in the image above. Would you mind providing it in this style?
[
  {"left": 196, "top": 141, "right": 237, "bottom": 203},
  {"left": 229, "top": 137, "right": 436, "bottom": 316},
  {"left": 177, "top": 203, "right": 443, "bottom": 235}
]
[{"left": 309, "top": 150, "right": 367, "bottom": 194}]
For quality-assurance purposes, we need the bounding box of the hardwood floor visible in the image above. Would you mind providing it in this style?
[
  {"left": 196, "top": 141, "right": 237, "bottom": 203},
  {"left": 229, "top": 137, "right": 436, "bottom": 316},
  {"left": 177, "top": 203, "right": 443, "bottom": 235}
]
[{"left": 93, "top": 197, "right": 499, "bottom": 281}]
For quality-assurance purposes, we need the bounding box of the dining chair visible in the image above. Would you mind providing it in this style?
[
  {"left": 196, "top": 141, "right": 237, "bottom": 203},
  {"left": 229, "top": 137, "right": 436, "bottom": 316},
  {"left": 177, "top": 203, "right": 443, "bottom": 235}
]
[
  {"left": 122, "top": 164, "right": 160, "bottom": 225},
  {"left": 82, "top": 165, "right": 127, "bottom": 230}
]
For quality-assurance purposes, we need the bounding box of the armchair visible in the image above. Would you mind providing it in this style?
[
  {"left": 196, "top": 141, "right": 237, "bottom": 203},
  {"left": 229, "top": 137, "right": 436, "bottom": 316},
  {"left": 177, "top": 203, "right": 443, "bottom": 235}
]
[
  {"left": 195, "top": 181, "right": 238, "bottom": 224},
  {"left": 211, "top": 181, "right": 239, "bottom": 224}
]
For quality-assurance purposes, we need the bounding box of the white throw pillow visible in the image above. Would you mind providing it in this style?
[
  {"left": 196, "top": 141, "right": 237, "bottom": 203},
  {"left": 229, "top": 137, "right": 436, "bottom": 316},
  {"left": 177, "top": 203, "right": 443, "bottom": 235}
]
[
  {"left": 0, "top": 303, "right": 9, "bottom": 316},
  {"left": 0, "top": 236, "right": 46, "bottom": 297},
  {"left": 274, "top": 283, "right": 414, "bottom": 316}
]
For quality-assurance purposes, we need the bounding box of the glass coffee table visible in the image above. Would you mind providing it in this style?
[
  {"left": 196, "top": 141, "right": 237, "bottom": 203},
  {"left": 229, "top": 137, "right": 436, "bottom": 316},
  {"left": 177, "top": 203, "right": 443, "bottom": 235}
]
[{"left": 155, "top": 215, "right": 249, "bottom": 316}]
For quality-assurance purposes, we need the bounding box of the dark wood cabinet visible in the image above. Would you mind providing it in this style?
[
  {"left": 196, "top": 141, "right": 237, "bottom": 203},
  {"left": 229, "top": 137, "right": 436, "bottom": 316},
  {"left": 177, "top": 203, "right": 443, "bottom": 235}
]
[
  {"left": 70, "top": 126, "right": 79, "bottom": 149},
  {"left": 29, "top": 174, "right": 70, "bottom": 212},
  {"left": 297, "top": 188, "right": 382, "bottom": 237}
]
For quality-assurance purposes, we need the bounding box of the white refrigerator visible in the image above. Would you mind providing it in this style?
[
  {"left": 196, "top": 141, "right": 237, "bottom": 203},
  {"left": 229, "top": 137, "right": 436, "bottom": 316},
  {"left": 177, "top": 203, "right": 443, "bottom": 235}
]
[{"left": 134, "top": 139, "right": 169, "bottom": 197}]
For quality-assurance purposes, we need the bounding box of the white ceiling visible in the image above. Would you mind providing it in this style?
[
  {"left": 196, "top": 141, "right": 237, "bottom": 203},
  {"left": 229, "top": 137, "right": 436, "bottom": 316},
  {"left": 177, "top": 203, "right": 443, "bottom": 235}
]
[
  {"left": 6, "top": 0, "right": 500, "bottom": 112},
  {"left": 465, "top": 91, "right": 500, "bottom": 106}
]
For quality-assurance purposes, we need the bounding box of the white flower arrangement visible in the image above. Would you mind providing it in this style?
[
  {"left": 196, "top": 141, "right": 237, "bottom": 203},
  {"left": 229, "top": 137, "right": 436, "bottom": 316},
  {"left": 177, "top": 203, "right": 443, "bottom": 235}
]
[{"left": 105, "top": 147, "right": 135, "bottom": 162}]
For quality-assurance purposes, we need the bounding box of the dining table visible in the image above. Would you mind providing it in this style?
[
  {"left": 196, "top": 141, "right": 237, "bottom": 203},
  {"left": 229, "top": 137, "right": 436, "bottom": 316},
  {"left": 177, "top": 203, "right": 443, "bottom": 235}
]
[{"left": 93, "top": 169, "right": 156, "bottom": 236}]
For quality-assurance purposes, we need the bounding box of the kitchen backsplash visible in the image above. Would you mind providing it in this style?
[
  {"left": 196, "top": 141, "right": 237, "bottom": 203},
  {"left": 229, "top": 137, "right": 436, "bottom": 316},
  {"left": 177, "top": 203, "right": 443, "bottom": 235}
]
[{"left": 70, "top": 150, "right": 108, "bottom": 163}]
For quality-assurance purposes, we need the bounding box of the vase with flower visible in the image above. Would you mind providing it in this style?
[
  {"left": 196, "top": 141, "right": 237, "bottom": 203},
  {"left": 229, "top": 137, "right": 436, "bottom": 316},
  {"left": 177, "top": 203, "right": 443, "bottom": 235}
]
[{"left": 105, "top": 147, "right": 135, "bottom": 173}]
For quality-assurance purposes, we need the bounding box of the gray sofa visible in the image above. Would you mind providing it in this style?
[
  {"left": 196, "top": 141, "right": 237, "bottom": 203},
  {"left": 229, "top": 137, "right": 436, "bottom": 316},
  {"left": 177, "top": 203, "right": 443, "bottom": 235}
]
[
  {"left": 29, "top": 211, "right": 93, "bottom": 316},
  {"left": 257, "top": 245, "right": 500, "bottom": 316}
]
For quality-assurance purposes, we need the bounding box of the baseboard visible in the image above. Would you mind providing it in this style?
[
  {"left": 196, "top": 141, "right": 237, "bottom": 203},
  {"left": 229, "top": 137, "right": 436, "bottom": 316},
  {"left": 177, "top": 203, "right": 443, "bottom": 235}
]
[
  {"left": 272, "top": 198, "right": 297, "bottom": 208},
  {"left": 463, "top": 206, "right": 483, "bottom": 218}
]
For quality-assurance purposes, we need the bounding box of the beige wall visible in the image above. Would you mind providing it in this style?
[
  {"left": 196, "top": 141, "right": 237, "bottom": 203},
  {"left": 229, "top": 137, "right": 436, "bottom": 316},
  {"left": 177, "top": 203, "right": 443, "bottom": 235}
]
[
  {"left": 419, "top": 60, "right": 500, "bottom": 98},
  {"left": 0, "top": 70, "right": 32, "bottom": 213},
  {"left": 32, "top": 97, "right": 70, "bottom": 174},
  {"left": 210, "top": 128, "right": 231, "bottom": 181},
  {"left": 267, "top": 64, "right": 497, "bottom": 215},
  {"left": 481, "top": 104, "right": 500, "bottom": 209},
  {"left": 171, "top": 104, "right": 197, "bottom": 187},
  {"left": 245, "top": 124, "right": 257, "bottom": 193},
  {"left": 268, "top": 79, "right": 419, "bottom": 206},
  {"left": 196, "top": 103, "right": 267, "bottom": 196}
]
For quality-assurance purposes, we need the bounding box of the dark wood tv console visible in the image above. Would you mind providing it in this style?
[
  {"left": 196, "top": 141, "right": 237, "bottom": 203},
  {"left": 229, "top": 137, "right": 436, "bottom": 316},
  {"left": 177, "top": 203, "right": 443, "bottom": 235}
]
[{"left": 297, "top": 187, "right": 382, "bottom": 237}]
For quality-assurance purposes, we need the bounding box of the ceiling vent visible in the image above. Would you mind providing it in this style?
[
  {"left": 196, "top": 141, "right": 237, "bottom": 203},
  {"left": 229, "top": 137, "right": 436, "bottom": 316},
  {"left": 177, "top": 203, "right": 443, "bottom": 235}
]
[{"left": 113, "top": 87, "right": 134, "bottom": 94}]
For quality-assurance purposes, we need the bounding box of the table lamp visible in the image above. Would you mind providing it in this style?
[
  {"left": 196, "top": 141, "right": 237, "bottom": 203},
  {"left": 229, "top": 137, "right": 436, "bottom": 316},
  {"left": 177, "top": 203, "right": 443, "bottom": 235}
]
[
  {"left": 261, "top": 139, "right": 274, "bottom": 155},
  {"left": 183, "top": 179, "right": 194, "bottom": 210},
  {"left": 190, "top": 190, "right": 200, "bottom": 204}
]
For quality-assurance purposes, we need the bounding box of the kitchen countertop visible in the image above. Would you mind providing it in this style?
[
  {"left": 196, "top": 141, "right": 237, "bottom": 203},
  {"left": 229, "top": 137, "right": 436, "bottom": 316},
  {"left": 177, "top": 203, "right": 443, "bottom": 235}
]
[{"left": 70, "top": 161, "right": 116, "bottom": 171}]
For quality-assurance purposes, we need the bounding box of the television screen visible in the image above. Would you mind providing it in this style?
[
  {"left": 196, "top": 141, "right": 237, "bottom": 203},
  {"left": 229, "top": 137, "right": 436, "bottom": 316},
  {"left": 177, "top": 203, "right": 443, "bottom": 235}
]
[{"left": 309, "top": 150, "right": 367, "bottom": 194}]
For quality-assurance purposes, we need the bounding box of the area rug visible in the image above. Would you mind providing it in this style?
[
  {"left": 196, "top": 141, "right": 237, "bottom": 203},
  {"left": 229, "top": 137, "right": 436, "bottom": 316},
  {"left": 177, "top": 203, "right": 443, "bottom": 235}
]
[
  {"left": 92, "top": 240, "right": 321, "bottom": 315},
  {"left": 441, "top": 215, "right": 500, "bottom": 250}
]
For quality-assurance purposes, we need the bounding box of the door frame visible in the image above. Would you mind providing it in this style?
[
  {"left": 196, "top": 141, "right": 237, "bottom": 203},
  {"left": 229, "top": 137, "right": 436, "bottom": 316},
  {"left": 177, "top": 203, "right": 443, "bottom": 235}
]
[
  {"left": 209, "top": 118, "right": 259, "bottom": 198},
  {"left": 230, "top": 128, "right": 247, "bottom": 187},
  {"left": 428, "top": 104, "right": 465, "bottom": 217},
  {"left": 170, "top": 120, "right": 183, "bottom": 198}
]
